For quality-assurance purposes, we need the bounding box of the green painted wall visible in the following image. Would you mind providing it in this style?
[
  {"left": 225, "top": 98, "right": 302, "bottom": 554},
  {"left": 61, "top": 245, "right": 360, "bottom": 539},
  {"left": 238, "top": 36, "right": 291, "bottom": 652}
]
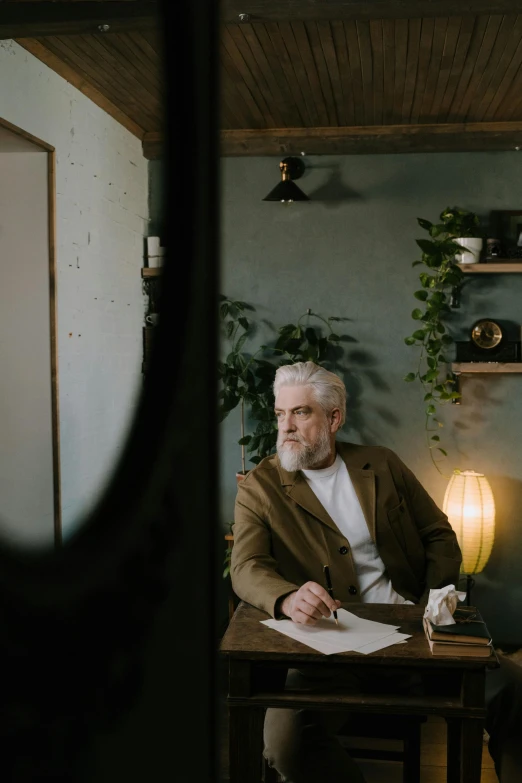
[{"left": 152, "top": 153, "right": 522, "bottom": 642}]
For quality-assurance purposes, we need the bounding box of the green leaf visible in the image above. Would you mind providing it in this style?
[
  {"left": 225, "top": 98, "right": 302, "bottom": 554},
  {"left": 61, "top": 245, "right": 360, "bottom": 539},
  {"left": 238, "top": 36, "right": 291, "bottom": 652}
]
[
  {"left": 237, "top": 435, "right": 252, "bottom": 446},
  {"left": 404, "top": 336, "right": 416, "bottom": 346},
  {"left": 412, "top": 329, "right": 427, "bottom": 341},
  {"left": 431, "top": 435, "right": 440, "bottom": 442},
  {"left": 238, "top": 316, "right": 250, "bottom": 330},
  {"left": 412, "top": 261, "right": 423, "bottom": 267},
  {"left": 424, "top": 393, "right": 433, "bottom": 401},
  {"left": 328, "top": 333, "right": 340, "bottom": 341},
  {"left": 426, "top": 369, "right": 439, "bottom": 382},
  {"left": 441, "top": 334, "right": 453, "bottom": 345},
  {"left": 411, "top": 308, "right": 424, "bottom": 320},
  {"left": 225, "top": 320, "right": 235, "bottom": 339},
  {"left": 414, "top": 290, "right": 428, "bottom": 301},
  {"left": 427, "top": 357, "right": 437, "bottom": 369},
  {"left": 235, "top": 333, "right": 248, "bottom": 353},
  {"left": 416, "top": 238, "right": 439, "bottom": 254},
  {"left": 220, "top": 302, "right": 230, "bottom": 319},
  {"left": 305, "top": 327, "right": 318, "bottom": 345},
  {"left": 417, "top": 218, "right": 433, "bottom": 231},
  {"left": 437, "top": 448, "right": 448, "bottom": 457},
  {"left": 404, "top": 373, "right": 416, "bottom": 382},
  {"left": 426, "top": 404, "right": 436, "bottom": 415}
]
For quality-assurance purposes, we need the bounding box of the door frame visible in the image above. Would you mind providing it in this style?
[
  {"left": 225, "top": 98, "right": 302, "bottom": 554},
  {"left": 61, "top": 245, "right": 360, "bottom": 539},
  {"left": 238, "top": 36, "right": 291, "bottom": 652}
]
[{"left": 0, "top": 116, "right": 61, "bottom": 547}]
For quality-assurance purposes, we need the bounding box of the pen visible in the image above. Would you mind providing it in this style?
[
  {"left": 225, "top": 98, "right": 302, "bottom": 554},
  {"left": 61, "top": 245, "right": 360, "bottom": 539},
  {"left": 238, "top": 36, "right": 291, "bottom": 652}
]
[{"left": 323, "top": 565, "right": 339, "bottom": 626}]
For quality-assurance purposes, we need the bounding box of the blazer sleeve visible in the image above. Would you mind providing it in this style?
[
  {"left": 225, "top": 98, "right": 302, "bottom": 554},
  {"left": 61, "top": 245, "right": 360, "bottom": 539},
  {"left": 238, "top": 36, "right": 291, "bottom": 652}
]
[
  {"left": 390, "top": 452, "right": 462, "bottom": 602},
  {"left": 231, "top": 477, "right": 300, "bottom": 618}
]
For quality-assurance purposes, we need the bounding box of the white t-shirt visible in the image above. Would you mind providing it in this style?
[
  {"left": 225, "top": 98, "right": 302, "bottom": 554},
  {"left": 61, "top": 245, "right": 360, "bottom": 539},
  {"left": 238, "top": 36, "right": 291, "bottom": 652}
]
[{"left": 302, "top": 454, "right": 412, "bottom": 604}]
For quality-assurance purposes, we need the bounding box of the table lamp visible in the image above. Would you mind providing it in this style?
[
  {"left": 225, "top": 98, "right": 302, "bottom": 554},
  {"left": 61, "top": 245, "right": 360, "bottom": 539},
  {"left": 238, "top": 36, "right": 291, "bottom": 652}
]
[{"left": 443, "top": 470, "right": 495, "bottom": 606}]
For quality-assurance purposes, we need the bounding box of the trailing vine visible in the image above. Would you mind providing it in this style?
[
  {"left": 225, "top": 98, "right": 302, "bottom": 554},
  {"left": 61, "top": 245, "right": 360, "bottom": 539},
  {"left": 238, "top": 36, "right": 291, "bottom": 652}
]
[{"left": 403, "top": 208, "right": 482, "bottom": 473}]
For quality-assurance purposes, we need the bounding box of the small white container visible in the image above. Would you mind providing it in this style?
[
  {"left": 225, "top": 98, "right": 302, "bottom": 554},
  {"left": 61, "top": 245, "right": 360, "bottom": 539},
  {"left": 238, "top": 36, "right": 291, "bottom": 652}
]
[
  {"left": 455, "top": 237, "right": 483, "bottom": 264},
  {"left": 147, "top": 255, "right": 164, "bottom": 268}
]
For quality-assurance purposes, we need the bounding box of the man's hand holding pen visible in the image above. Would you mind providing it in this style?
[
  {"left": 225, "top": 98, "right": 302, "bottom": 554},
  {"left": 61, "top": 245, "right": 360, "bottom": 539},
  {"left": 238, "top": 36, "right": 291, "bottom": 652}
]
[{"left": 279, "top": 582, "right": 341, "bottom": 626}]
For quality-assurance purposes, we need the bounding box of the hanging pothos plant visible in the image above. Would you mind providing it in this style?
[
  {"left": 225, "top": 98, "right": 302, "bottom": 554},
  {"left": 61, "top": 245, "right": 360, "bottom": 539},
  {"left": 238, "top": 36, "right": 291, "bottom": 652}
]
[{"left": 403, "top": 208, "right": 482, "bottom": 473}]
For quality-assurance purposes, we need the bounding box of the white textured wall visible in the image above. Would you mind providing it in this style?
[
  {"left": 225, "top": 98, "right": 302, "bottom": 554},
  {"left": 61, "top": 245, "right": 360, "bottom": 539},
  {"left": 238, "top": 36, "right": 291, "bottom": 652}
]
[{"left": 0, "top": 40, "right": 148, "bottom": 539}]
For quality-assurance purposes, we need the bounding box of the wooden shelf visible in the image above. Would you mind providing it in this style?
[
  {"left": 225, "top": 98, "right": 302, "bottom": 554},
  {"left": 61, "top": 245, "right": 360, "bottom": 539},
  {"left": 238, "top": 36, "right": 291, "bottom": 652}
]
[
  {"left": 458, "top": 263, "right": 522, "bottom": 273},
  {"left": 452, "top": 363, "right": 522, "bottom": 373},
  {"left": 141, "top": 267, "right": 162, "bottom": 278}
]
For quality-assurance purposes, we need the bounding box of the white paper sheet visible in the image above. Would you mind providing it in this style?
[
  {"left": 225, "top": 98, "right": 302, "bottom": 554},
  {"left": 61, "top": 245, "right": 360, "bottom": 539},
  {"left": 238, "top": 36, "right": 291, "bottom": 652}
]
[
  {"left": 351, "top": 632, "right": 411, "bottom": 655},
  {"left": 261, "top": 608, "right": 410, "bottom": 656}
]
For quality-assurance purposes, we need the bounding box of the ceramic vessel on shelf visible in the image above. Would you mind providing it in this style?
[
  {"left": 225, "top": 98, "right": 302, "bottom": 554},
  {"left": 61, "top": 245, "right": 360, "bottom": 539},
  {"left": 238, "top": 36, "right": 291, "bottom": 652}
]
[{"left": 455, "top": 237, "right": 483, "bottom": 264}]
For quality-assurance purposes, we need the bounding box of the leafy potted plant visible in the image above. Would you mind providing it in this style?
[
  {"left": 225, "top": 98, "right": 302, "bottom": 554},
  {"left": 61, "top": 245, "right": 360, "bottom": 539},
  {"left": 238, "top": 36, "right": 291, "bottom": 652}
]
[
  {"left": 427, "top": 206, "right": 484, "bottom": 264},
  {"left": 243, "top": 309, "right": 348, "bottom": 465},
  {"left": 403, "top": 208, "right": 483, "bottom": 473},
  {"left": 218, "top": 295, "right": 258, "bottom": 481},
  {"left": 219, "top": 297, "right": 349, "bottom": 474}
]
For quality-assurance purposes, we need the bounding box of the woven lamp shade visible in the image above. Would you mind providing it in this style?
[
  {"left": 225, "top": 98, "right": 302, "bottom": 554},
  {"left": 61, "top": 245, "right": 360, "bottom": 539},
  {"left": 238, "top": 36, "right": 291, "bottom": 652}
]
[{"left": 443, "top": 470, "right": 495, "bottom": 575}]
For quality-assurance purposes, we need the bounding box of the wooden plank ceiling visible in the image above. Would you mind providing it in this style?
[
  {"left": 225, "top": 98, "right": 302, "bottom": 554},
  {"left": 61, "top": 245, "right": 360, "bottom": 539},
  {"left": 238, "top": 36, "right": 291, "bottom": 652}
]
[
  {"left": 6, "top": 2, "right": 522, "bottom": 156},
  {"left": 221, "top": 13, "right": 522, "bottom": 154}
]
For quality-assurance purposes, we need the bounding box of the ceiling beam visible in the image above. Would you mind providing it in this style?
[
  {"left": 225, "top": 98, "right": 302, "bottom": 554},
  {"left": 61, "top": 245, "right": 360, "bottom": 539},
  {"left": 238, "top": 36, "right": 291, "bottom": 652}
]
[
  {"left": 0, "top": 2, "right": 159, "bottom": 40},
  {"left": 221, "top": 1, "right": 522, "bottom": 23},
  {"left": 220, "top": 123, "right": 522, "bottom": 156},
  {"left": 142, "top": 132, "right": 164, "bottom": 160}
]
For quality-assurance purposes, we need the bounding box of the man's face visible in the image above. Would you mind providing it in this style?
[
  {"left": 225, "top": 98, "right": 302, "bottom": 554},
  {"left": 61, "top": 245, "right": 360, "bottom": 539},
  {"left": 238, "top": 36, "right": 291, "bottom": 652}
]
[{"left": 274, "top": 385, "right": 338, "bottom": 470}]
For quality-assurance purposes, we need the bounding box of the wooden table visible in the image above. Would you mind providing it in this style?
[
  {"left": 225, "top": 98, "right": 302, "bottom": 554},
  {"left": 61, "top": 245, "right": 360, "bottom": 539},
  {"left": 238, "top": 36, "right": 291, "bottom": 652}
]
[{"left": 220, "top": 601, "right": 499, "bottom": 783}]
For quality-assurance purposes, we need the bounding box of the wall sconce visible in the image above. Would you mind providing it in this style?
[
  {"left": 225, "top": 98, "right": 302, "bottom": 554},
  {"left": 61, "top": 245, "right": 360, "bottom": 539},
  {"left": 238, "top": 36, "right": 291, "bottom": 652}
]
[
  {"left": 262, "top": 156, "right": 310, "bottom": 203},
  {"left": 443, "top": 470, "right": 496, "bottom": 605}
]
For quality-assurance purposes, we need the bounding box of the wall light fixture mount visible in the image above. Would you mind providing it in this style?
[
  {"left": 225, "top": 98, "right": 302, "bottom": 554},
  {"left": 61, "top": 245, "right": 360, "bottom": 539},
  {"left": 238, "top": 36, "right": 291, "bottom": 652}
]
[{"left": 263, "top": 156, "right": 310, "bottom": 204}]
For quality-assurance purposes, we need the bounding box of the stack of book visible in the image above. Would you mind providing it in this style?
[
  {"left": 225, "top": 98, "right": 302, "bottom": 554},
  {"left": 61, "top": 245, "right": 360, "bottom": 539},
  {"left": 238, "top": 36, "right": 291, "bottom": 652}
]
[{"left": 423, "top": 607, "right": 492, "bottom": 658}]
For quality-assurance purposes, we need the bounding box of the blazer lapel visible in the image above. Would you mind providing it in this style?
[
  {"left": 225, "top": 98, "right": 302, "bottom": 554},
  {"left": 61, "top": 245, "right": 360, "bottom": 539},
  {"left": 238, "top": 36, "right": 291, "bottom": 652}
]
[{"left": 278, "top": 463, "right": 344, "bottom": 537}]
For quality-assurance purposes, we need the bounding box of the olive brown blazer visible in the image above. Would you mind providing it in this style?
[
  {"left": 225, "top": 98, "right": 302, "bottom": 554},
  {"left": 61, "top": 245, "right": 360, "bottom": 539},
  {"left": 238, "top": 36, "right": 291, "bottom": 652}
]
[{"left": 231, "top": 442, "right": 462, "bottom": 618}]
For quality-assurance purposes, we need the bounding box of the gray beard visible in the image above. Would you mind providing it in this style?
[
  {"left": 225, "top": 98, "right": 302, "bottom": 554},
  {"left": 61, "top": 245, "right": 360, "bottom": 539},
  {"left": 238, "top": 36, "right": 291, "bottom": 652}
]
[{"left": 277, "top": 425, "right": 333, "bottom": 471}]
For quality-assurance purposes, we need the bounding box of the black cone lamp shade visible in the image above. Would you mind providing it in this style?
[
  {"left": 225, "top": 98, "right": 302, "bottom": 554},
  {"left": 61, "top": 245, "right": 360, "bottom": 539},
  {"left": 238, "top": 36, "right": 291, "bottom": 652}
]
[{"left": 263, "top": 156, "right": 310, "bottom": 202}]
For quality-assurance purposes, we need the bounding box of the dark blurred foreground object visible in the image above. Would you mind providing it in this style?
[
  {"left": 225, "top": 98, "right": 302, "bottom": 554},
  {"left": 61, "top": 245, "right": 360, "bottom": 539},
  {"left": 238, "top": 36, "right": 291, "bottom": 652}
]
[{"left": 0, "top": 0, "right": 219, "bottom": 780}]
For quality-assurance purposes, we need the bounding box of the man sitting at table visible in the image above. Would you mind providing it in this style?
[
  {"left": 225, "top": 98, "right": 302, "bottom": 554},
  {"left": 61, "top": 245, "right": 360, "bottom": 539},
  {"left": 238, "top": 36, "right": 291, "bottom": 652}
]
[{"left": 231, "top": 361, "right": 522, "bottom": 783}]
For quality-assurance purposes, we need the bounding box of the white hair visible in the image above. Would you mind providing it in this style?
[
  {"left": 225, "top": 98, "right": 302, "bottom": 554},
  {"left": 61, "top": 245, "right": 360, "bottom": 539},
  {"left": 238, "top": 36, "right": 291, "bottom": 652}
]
[{"left": 273, "top": 362, "right": 346, "bottom": 426}]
